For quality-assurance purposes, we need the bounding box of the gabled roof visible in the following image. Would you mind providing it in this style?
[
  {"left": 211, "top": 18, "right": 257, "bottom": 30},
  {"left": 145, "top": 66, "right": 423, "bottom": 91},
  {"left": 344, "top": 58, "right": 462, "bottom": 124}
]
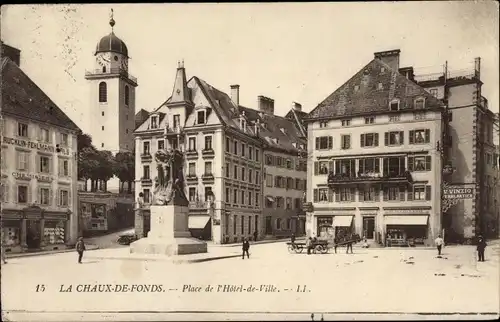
[
  {"left": 134, "top": 109, "right": 150, "bottom": 129},
  {"left": 285, "top": 108, "right": 308, "bottom": 137},
  {"left": 307, "top": 58, "right": 444, "bottom": 120},
  {"left": 1, "top": 57, "right": 80, "bottom": 132}
]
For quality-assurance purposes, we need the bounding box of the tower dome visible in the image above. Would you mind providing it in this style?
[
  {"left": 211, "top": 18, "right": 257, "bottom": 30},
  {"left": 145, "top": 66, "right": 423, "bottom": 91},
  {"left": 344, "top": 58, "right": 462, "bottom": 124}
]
[
  {"left": 95, "top": 32, "right": 128, "bottom": 57},
  {"left": 95, "top": 8, "right": 128, "bottom": 57}
]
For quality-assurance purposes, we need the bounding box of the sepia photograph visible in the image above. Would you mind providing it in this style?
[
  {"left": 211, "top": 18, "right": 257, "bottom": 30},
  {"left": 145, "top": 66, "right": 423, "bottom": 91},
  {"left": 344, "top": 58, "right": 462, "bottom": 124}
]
[{"left": 1, "top": 2, "right": 499, "bottom": 321}]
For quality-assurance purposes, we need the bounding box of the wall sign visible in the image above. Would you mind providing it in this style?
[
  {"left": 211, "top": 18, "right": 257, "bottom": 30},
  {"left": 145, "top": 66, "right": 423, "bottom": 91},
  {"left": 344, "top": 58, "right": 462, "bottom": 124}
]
[
  {"left": 12, "top": 172, "right": 53, "bottom": 182},
  {"left": 442, "top": 183, "right": 475, "bottom": 199},
  {"left": 3, "top": 136, "right": 70, "bottom": 155}
]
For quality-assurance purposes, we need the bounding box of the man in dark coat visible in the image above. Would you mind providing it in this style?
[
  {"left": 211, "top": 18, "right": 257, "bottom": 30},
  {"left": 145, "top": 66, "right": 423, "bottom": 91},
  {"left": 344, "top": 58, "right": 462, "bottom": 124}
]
[
  {"left": 242, "top": 238, "right": 250, "bottom": 259},
  {"left": 76, "top": 237, "right": 86, "bottom": 264},
  {"left": 346, "top": 234, "right": 353, "bottom": 254},
  {"left": 253, "top": 230, "right": 258, "bottom": 242},
  {"left": 477, "top": 235, "right": 487, "bottom": 262}
]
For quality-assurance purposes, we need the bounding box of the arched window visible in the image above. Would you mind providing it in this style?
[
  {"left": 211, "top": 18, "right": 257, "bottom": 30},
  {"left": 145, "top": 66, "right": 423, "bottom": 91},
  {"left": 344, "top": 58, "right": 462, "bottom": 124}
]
[
  {"left": 124, "top": 85, "right": 130, "bottom": 106},
  {"left": 99, "top": 82, "right": 107, "bottom": 103},
  {"left": 102, "top": 66, "right": 106, "bottom": 73}
]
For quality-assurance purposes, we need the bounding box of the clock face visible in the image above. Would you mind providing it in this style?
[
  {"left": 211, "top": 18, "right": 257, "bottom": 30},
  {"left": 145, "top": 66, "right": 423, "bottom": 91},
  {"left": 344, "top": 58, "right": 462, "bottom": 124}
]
[{"left": 96, "top": 55, "right": 110, "bottom": 67}]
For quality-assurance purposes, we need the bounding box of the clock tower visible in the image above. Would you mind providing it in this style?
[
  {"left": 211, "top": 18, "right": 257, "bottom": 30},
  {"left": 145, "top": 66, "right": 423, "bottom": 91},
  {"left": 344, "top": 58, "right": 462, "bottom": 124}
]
[{"left": 85, "top": 9, "right": 138, "bottom": 192}]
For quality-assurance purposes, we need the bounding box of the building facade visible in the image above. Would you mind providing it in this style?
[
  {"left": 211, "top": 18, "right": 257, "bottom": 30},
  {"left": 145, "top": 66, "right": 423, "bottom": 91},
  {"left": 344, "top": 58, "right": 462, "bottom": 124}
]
[
  {"left": 84, "top": 14, "right": 138, "bottom": 193},
  {"left": 416, "top": 58, "right": 499, "bottom": 242},
  {"left": 305, "top": 50, "right": 445, "bottom": 247},
  {"left": 134, "top": 64, "right": 306, "bottom": 243},
  {"left": 1, "top": 46, "right": 80, "bottom": 253}
]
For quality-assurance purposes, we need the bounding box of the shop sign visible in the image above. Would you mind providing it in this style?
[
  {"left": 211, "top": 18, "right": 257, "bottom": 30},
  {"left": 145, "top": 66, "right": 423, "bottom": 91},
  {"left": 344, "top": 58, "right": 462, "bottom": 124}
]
[
  {"left": 12, "top": 172, "right": 53, "bottom": 182},
  {"left": 442, "top": 183, "right": 475, "bottom": 199},
  {"left": 3, "top": 136, "right": 70, "bottom": 155}
]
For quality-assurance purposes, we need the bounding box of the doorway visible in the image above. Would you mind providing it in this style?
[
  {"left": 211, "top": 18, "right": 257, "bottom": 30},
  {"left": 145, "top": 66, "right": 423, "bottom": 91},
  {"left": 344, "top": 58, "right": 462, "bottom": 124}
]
[
  {"left": 265, "top": 216, "right": 272, "bottom": 235},
  {"left": 362, "top": 216, "right": 375, "bottom": 239},
  {"left": 26, "top": 220, "right": 41, "bottom": 249}
]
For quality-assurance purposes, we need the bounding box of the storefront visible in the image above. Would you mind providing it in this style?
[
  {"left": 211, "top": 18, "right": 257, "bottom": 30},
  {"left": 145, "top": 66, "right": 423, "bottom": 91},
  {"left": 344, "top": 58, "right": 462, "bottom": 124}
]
[
  {"left": 1, "top": 205, "right": 69, "bottom": 253},
  {"left": 80, "top": 202, "right": 108, "bottom": 231},
  {"left": 188, "top": 215, "right": 212, "bottom": 240},
  {"left": 316, "top": 215, "right": 354, "bottom": 238},
  {"left": 384, "top": 215, "right": 429, "bottom": 247}
]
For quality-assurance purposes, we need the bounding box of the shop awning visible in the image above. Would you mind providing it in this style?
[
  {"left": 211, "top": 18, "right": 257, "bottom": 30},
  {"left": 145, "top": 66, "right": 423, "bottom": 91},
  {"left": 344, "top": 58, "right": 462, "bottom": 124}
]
[
  {"left": 188, "top": 216, "right": 210, "bottom": 229},
  {"left": 385, "top": 215, "right": 428, "bottom": 226},
  {"left": 332, "top": 215, "right": 353, "bottom": 227},
  {"left": 266, "top": 196, "right": 275, "bottom": 202}
]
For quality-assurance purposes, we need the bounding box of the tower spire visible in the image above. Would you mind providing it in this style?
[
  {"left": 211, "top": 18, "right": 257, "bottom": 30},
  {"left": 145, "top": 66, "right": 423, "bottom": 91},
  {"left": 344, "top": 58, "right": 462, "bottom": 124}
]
[{"left": 109, "top": 8, "right": 115, "bottom": 31}]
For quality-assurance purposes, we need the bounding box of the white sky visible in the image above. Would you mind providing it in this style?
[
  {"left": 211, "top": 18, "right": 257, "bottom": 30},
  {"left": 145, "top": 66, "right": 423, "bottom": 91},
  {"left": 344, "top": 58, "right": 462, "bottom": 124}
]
[{"left": 1, "top": 2, "right": 498, "bottom": 134}]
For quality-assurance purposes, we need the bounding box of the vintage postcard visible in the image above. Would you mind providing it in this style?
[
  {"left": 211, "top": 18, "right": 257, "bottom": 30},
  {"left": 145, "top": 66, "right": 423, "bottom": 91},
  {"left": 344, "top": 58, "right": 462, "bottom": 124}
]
[{"left": 1, "top": 2, "right": 499, "bottom": 321}]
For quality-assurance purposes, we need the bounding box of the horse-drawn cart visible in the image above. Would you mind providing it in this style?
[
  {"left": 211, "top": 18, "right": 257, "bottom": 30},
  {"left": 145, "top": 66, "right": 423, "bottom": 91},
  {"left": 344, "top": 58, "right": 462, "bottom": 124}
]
[{"left": 286, "top": 233, "right": 362, "bottom": 254}]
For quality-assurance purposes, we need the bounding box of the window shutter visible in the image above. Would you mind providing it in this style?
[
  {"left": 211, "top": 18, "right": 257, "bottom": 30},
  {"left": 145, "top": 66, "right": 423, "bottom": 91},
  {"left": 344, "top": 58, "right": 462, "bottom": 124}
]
[
  {"left": 425, "top": 129, "right": 430, "bottom": 143},
  {"left": 38, "top": 188, "right": 41, "bottom": 205},
  {"left": 27, "top": 184, "right": 32, "bottom": 204},
  {"left": 359, "top": 189, "right": 365, "bottom": 202},
  {"left": 399, "top": 186, "right": 405, "bottom": 201},
  {"left": 328, "top": 136, "right": 333, "bottom": 149},
  {"left": 328, "top": 189, "right": 333, "bottom": 202},
  {"left": 383, "top": 188, "right": 388, "bottom": 201},
  {"left": 335, "top": 190, "right": 340, "bottom": 202},
  {"left": 49, "top": 188, "right": 53, "bottom": 206},
  {"left": 425, "top": 185, "right": 431, "bottom": 201},
  {"left": 408, "top": 157, "right": 414, "bottom": 171},
  {"left": 57, "top": 188, "right": 61, "bottom": 206},
  {"left": 314, "top": 162, "right": 319, "bottom": 175},
  {"left": 328, "top": 161, "right": 334, "bottom": 173},
  {"left": 48, "top": 157, "right": 53, "bottom": 174},
  {"left": 399, "top": 131, "right": 404, "bottom": 144},
  {"left": 360, "top": 134, "right": 365, "bottom": 147},
  {"left": 384, "top": 133, "right": 388, "bottom": 146},
  {"left": 409, "top": 130, "right": 415, "bottom": 144},
  {"left": 350, "top": 188, "right": 356, "bottom": 201},
  {"left": 374, "top": 133, "right": 379, "bottom": 146},
  {"left": 36, "top": 155, "right": 40, "bottom": 173},
  {"left": 425, "top": 156, "right": 431, "bottom": 171},
  {"left": 407, "top": 186, "right": 414, "bottom": 201},
  {"left": 315, "top": 138, "right": 320, "bottom": 150},
  {"left": 16, "top": 152, "right": 20, "bottom": 170},
  {"left": 313, "top": 189, "right": 318, "bottom": 202}
]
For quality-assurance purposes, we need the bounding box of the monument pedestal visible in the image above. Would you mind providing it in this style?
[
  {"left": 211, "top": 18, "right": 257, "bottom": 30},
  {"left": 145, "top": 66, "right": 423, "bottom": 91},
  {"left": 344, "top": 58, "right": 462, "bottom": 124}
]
[{"left": 130, "top": 205, "right": 207, "bottom": 256}]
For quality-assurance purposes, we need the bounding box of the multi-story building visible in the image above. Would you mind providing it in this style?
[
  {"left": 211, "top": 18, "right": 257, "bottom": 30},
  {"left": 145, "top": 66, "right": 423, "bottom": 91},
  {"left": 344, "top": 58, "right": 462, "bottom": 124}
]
[
  {"left": 134, "top": 63, "right": 306, "bottom": 243},
  {"left": 416, "top": 58, "right": 499, "bottom": 242},
  {"left": 1, "top": 43, "right": 80, "bottom": 253},
  {"left": 305, "top": 49, "right": 445, "bottom": 247},
  {"left": 84, "top": 14, "right": 138, "bottom": 193}
]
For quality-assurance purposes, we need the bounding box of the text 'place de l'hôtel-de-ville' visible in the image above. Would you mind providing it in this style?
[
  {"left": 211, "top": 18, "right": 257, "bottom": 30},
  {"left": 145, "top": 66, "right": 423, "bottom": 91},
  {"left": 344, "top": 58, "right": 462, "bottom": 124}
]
[{"left": 1, "top": 17, "right": 499, "bottom": 252}]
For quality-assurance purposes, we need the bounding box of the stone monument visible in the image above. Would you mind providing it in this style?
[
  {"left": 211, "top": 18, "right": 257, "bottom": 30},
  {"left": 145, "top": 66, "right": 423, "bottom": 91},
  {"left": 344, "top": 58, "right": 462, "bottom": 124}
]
[{"left": 130, "top": 149, "right": 207, "bottom": 255}]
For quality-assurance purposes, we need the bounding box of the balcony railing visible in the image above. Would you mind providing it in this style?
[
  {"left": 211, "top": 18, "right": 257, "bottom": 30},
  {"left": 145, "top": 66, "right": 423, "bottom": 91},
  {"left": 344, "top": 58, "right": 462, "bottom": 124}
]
[
  {"left": 186, "top": 175, "right": 198, "bottom": 182},
  {"left": 164, "top": 126, "right": 183, "bottom": 135},
  {"left": 85, "top": 68, "right": 137, "bottom": 84},
  {"left": 327, "top": 171, "right": 413, "bottom": 186}
]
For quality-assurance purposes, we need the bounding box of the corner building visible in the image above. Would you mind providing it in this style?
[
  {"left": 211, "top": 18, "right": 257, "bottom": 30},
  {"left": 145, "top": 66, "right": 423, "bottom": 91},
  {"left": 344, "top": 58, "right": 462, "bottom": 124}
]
[
  {"left": 1, "top": 44, "right": 80, "bottom": 253},
  {"left": 305, "top": 50, "right": 445, "bottom": 247},
  {"left": 134, "top": 64, "right": 306, "bottom": 243}
]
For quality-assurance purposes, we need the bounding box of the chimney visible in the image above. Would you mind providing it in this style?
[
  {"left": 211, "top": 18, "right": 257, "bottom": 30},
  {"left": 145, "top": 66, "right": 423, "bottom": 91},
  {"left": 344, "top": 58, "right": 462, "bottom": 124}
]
[
  {"left": 374, "top": 49, "right": 400, "bottom": 71},
  {"left": 230, "top": 84, "right": 240, "bottom": 105},
  {"left": 258, "top": 95, "right": 274, "bottom": 115},
  {"left": 398, "top": 67, "right": 414, "bottom": 81},
  {"left": 1, "top": 42, "right": 21, "bottom": 66},
  {"left": 292, "top": 102, "right": 302, "bottom": 112},
  {"left": 474, "top": 57, "right": 481, "bottom": 80}
]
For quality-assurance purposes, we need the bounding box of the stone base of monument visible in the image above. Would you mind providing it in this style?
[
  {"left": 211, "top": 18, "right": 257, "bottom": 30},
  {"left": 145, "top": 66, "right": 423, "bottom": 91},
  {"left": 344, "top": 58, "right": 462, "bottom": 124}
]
[{"left": 130, "top": 205, "right": 207, "bottom": 256}]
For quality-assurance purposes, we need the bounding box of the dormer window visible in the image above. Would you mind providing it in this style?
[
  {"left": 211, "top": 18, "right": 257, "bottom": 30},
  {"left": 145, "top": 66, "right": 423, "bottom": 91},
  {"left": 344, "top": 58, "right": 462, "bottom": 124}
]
[
  {"left": 414, "top": 97, "right": 425, "bottom": 110},
  {"left": 389, "top": 99, "right": 400, "bottom": 111},
  {"left": 240, "top": 119, "right": 246, "bottom": 132},
  {"left": 254, "top": 123, "right": 260, "bottom": 136},
  {"left": 341, "top": 119, "right": 351, "bottom": 127},
  {"left": 197, "top": 110, "right": 206, "bottom": 125},
  {"left": 151, "top": 116, "right": 158, "bottom": 129}
]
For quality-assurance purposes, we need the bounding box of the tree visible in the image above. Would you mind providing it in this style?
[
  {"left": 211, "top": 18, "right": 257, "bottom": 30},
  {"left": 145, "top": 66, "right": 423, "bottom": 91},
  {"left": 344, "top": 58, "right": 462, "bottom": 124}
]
[
  {"left": 77, "top": 133, "right": 98, "bottom": 191},
  {"left": 113, "top": 151, "right": 135, "bottom": 193},
  {"left": 94, "top": 150, "right": 115, "bottom": 192}
]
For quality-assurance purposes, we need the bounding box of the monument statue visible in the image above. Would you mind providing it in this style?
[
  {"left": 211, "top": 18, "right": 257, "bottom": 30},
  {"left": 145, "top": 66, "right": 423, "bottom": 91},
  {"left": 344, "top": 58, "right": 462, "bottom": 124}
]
[{"left": 152, "top": 149, "right": 189, "bottom": 206}]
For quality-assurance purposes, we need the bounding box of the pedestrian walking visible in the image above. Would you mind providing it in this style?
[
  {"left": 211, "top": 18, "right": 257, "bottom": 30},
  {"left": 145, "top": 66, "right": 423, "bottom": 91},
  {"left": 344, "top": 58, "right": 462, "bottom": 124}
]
[
  {"left": 435, "top": 234, "right": 444, "bottom": 256},
  {"left": 333, "top": 236, "right": 338, "bottom": 254},
  {"left": 306, "top": 237, "right": 313, "bottom": 255},
  {"left": 477, "top": 235, "right": 487, "bottom": 262},
  {"left": 242, "top": 238, "right": 250, "bottom": 259},
  {"left": 346, "top": 234, "right": 353, "bottom": 254},
  {"left": 76, "top": 237, "right": 86, "bottom": 264},
  {"left": 253, "top": 230, "right": 258, "bottom": 242}
]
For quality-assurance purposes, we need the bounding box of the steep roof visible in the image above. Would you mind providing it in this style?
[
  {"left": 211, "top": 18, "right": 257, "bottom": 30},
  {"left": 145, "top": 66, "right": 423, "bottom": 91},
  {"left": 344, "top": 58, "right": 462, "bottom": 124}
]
[
  {"left": 285, "top": 108, "right": 308, "bottom": 137},
  {"left": 134, "top": 108, "right": 150, "bottom": 129},
  {"left": 1, "top": 57, "right": 80, "bottom": 132},
  {"left": 307, "top": 58, "right": 444, "bottom": 120}
]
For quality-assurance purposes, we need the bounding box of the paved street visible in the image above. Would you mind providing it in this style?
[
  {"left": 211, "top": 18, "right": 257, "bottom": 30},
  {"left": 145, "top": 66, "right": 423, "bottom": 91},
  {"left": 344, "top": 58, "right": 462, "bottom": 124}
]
[{"left": 2, "top": 241, "right": 499, "bottom": 321}]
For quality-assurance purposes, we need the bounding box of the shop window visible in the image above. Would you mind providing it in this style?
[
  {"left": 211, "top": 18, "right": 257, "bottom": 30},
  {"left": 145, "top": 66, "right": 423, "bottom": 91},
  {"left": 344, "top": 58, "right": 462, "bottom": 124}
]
[
  {"left": 17, "top": 185, "right": 28, "bottom": 204},
  {"left": 44, "top": 221, "right": 65, "bottom": 245},
  {"left": 2, "top": 225, "right": 20, "bottom": 247}
]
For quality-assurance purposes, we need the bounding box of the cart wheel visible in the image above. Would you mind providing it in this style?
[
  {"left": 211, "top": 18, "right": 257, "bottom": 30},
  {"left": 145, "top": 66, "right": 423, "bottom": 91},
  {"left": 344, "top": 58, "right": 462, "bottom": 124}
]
[
  {"left": 315, "top": 245, "right": 324, "bottom": 253},
  {"left": 296, "top": 246, "right": 304, "bottom": 253},
  {"left": 321, "top": 247, "right": 328, "bottom": 254},
  {"left": 288, "top": 245, "right": 295, "bottom": 253}
]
